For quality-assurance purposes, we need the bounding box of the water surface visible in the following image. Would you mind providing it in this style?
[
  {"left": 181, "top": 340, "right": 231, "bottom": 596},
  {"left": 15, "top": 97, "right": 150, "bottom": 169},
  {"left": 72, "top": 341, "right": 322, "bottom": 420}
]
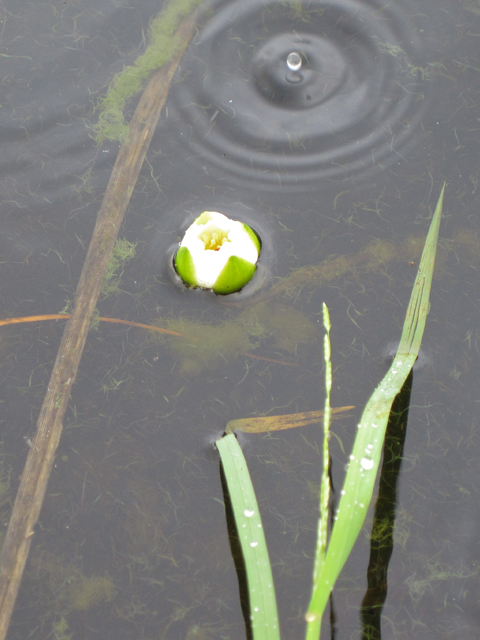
[{"left": 1, "top": 0, "right": 479, "bottom": 638}]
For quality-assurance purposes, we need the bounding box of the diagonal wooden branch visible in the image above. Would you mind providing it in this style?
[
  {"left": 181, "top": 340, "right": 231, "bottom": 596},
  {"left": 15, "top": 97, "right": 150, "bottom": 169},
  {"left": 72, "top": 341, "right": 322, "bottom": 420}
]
[{"left": 0, "top": 12, "right": 198, "bottom": 639}]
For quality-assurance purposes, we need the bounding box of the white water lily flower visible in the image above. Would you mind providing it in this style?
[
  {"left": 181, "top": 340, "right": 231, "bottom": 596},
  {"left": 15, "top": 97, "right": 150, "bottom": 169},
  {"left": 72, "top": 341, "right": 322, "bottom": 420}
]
[{"left": 174, "top": 211, "right": 261, "bottom": 294}]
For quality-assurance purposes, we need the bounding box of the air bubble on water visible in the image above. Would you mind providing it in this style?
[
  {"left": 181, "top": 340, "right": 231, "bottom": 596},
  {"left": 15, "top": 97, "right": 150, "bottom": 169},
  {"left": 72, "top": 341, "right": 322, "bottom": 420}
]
[
  {"left": 250, "top": 541, "right": 258, "bottom": 547},
  {"left": 360, "top": 457, "right": 374, "bottom": 470},
  {"left": 286, "top": 51, "right": 302, "bottom": 71},
  {"left": 244, "top": 509, "right": 255, "bottom": 517}
]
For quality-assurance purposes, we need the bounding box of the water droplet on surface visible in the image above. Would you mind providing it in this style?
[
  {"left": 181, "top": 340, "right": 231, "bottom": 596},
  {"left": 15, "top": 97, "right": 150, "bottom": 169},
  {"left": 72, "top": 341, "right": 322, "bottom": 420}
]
[
  {"left": 250, "top": 541, "right": 258, "bottom": 547},
  {"left": 286, "top": 51, "right": 302, "bottom": 71},
  {"left": 168, "top": 0, "right": 433, "bottom": 190},
  {"left": 360, "top": 457, "right": 374, "bottom": 470},
  {"left": 244, "top": 509, "right": 255, "bottom": 517}
]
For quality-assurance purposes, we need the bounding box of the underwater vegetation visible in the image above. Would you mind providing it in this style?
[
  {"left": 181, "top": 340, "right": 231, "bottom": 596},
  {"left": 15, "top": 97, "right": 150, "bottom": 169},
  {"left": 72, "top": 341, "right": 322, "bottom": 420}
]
[
  {"left": 101, "top": 238, "right": 137, "bottom": 297},
  {"left": 27, "top": 549, "right": 115, "bottom": 638},
  {"left": 93, "top": 0, "right": 206, "bottom": 143},
  {"left": 151, "top": 301, "right": 317, "bottom": 375}
]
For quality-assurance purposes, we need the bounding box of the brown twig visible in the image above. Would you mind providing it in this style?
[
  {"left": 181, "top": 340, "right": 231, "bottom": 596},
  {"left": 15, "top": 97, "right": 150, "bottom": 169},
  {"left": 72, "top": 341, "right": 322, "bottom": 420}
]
[
  {"left": 0, "top": 12, "right": 199, "bottom": 639},
  {"left": 0, "top": 314, "right": 185, "bottom": 337}
]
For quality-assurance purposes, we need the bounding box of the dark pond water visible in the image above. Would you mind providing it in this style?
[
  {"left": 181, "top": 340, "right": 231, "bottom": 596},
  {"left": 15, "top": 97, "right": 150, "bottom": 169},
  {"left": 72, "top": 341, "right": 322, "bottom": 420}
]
[{"left": 1, "top": 0, "right": 480, "bottom": 638}]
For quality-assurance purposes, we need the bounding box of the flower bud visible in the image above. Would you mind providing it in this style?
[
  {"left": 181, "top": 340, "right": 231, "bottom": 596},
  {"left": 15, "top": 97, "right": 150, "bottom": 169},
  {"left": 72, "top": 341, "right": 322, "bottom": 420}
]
[{"left": 174, "top": 211, "right": 261, "bottom": 294}]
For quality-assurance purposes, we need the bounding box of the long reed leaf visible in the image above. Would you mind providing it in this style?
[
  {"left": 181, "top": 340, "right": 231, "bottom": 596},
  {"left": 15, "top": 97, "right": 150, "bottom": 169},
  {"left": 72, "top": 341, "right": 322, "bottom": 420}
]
[
  {"left": 306, "top": 183, "right": 445, "bottom": 632},
  {"left": 217, "top": 434, "right": 280, "bottom": 640}
]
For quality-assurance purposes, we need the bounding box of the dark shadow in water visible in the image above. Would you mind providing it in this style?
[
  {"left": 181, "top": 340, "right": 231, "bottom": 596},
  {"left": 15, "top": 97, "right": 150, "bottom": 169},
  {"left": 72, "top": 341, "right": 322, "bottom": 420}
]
[
  {"left": 219, "top": 457, "right": 253, "bottom": 640},
  {"left": 328, "top": 456, "right": 338, "bottom": 640},
  {"left": 360, "top": 370, "right": 413, "bottom": 640}
]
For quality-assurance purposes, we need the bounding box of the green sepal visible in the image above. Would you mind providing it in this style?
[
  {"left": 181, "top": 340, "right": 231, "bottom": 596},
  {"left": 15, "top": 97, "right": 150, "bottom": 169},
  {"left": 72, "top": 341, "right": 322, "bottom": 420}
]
[
  {"left": 213, "top": 256, "right": 256, "bottom": 295},
  {"left": 243, "top": 223, "right": 261, "bottom": 254},
  {"left": 174, "top": 246, "right": 197, "bottom": 287}
]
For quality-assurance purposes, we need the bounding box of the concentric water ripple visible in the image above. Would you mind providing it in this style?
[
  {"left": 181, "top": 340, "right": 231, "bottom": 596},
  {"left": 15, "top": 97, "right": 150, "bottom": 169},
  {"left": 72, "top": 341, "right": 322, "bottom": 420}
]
[{"left": 167, "top": 0, "right": 431, "bottom": 189}]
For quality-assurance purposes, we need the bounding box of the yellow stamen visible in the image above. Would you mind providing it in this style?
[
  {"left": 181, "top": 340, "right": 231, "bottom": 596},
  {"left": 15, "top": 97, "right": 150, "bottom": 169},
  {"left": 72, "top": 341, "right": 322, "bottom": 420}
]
[{"left": 200, "top": 228, "right": 230, "bottom": 251}]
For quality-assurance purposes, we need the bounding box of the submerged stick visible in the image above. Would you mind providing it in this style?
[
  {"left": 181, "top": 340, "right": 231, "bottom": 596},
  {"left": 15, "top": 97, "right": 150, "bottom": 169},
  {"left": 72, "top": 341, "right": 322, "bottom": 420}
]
[{"left": 0, "top": 11, "right": 199, "bottom": 639}]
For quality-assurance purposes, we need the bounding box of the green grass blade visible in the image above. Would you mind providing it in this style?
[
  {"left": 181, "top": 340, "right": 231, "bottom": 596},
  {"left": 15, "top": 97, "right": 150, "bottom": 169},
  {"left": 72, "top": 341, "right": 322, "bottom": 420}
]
[
  {"left": 397, "top": 183, "right": 445, "bottom": 355},
  {"left": 315, "top": 303, "right": 333, "bottom": 580},
  {"left": 308, "top": 304, "right": 333, "bottom": 640},
  {"left": 217, "top": 434, "right": 280, "bottom": 640},
  {"left": 306, "top": 183, "right": 445, "bottom": 630}
]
